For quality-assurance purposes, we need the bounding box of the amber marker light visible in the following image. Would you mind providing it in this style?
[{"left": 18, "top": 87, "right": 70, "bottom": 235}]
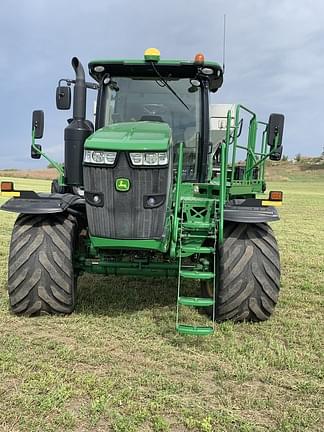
[
  {"left": 0, "top": 181, "right": 20, "bottom": 197},
  {"left": 261, "top": 190, "right": 283, "bottom": 207},
  {"left": 269, "top": 191, "right": 283, "bottom": 201},
  {"left": 1, "top": 181, "right": 14, "bottom": 192},
  {"left": 194, "top": 52, "right": 205, "bottom": 64}
]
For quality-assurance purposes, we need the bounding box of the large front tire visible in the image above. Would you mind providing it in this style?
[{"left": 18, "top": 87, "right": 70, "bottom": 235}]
[
  {"left": 202, "top": 222, "right": 280, "bottom": 322},
  {"left": 8, "top": 213, "right": 77, "bottom": 316}
]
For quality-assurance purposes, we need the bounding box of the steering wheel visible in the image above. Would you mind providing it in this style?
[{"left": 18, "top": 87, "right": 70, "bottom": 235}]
[{"left": 143, "top": 104, "right": 168, "bottom": 116}]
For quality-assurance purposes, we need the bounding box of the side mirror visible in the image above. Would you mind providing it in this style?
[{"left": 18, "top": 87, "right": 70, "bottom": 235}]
[
  {"left": 32, "top": 110, "right": 44, "bottom": 139},
  {"left": 209, "top": 76, "right": 224, "bottom": 93},
  {"left": 267, "top": 113, "right": 284, "bottom": 161},
  {"left": 268, "top": 113, "right": 284, "bottom": 145},
  {"left": 31, "top": 144, "right": 42, "bottom": 159},
  {"left": 56, "top": 86, "right": 71, "bottom": 110}
]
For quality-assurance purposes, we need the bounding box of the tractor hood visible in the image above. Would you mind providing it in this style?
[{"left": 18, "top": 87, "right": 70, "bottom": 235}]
[
  {"left": 83, "top": 120, "right": 173, "bottom": 244},
  {"left": 85, "top": 121, "right": 171, "bottom": 152}
]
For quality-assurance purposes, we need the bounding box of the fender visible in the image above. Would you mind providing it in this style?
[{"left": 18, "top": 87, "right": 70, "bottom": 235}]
[
  {"left": 0, "top": 192, "right": 84, "bottom": 214},
  {"left": 224, "top": 198, "right": 280, "bottom": 223}
]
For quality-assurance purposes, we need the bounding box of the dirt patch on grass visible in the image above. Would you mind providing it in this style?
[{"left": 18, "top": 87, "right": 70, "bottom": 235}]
[{"left": 0, "top": 169, "right": 57, "bottom": 180}]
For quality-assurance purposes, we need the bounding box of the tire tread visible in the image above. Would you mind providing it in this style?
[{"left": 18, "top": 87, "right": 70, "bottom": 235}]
[
  {"left": 8, "top": 214, "right": 77, "bottom": 316},
  {"left": 202, "top": 222, "right": 280, "bottom": 322}
]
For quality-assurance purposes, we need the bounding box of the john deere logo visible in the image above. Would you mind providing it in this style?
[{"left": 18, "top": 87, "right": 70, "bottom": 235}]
[{"left": 115, "top": 178, "right": 130, "bottom": 192}]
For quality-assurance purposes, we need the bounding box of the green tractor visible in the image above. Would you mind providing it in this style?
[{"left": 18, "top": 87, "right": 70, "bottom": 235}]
[{"left": 1, "top": 48, "right": 284, "bottom": 335}]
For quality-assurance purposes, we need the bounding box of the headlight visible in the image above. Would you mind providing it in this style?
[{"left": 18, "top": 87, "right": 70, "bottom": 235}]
[
  {"left": 158, "top": 152, "right": 168, "bottom": 165},
  {"left": 84, "top": 150, "right": 117, "bottom": 165},
  {"left": 144, "top": 153, "right": 158, "bottom": 166},
  {"left": 129, "top": 152, "right": 168, "bottom": 166},
  {"left": 129, "top": 153, "right": 143, "bottom": 166},
  {"left": 92, "top": 151, "right": 105, "bottom": 164}
]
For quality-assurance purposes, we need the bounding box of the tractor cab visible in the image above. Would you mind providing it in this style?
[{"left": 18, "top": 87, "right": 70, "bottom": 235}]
[
  {"left": 89, "top": 49, "right": 223, "bottom": 182},
  {"left": 75, "top": 50, "right": 224, "bottom": 243}
]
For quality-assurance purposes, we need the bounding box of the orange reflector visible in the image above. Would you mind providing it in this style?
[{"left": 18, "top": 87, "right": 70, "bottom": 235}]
[
  {"left": 1, "top": 181, "right": 14, "bottom": 192},
  {"left": 194, "top": 52, "right": 205, "bottom": 64},
  {"left": 269, "top": 191, "right": 283, "bottom": 201}
]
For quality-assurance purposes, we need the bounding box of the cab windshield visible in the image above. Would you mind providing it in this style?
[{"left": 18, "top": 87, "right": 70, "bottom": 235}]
[{"left": 98, "top": 77, "right": 201, "bottom": 180}]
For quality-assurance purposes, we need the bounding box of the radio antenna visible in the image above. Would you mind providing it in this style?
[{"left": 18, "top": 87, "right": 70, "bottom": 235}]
[{"left": 222, "top": 14, "right": 226, "bottom": 74}]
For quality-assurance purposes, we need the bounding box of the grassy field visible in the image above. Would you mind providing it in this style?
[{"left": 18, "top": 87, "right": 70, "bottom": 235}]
[{"left": 0, "top": 175, "right": 323, "bottom": 432}]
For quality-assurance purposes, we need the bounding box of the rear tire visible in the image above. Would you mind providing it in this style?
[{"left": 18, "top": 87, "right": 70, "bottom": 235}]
[
  {"left": 201, "top": 222, "right": 280, "bottom": 322},
  {"left": 8, "top": 213, "right": 77, "bottom": 316}
]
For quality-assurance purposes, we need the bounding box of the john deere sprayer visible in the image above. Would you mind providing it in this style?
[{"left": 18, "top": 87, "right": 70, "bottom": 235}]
[{"left": 1, "top": 48, "right": 284, "bottom": 335}]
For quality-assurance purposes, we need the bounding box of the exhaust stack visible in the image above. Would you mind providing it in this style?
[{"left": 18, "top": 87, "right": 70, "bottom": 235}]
[
  {"left": 64, "top": 57, "right": 93, "bottom": 185},
  {"left": 71, "top": 57, "right": 86, "bottom": 120}
]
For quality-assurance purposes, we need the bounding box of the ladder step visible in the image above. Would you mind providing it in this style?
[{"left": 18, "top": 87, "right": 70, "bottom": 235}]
[
  {"left": 181, "top": 234, "right": 216, "bottom": 239},
  {"left": 176, "top": 324, "right": 214, "bottom": 336},
  {"left": 178, "top": 296, "right": 214, "bottom": 307},
  {"left": 182, "top": 222, "right": 213, "bottom": 230},
  {"left": 180, "top": 270, "right": 214, "bottom": 279},
  {"left": 181, "top": 246, "right": 214, "bottom": 254},
  {"left": 182, "top": 198, "right": 215, "bottom": 204}
]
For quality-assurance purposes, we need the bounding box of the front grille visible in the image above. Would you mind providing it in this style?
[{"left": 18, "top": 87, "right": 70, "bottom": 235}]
[{"left": 83, "top": 153, "right": 170, "bottom": 240}]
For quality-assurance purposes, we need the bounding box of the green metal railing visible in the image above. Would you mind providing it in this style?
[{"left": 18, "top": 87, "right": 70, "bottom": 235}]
[
  {"left": 227, "top": 105, "right": 269, "bottom": 186},
  {"left": 218, "top": 110, "right": 232, "bottom": 244},
  {"left": 172, "top": 142, "right": 184, "bottom": 245},
  {"left": 32, "top": 128, "right": 64, "bottom": 178}
]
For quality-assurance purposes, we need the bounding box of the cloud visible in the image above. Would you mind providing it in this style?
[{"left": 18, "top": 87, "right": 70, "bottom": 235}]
[{"left": 0, "top": 0, "right": 323, "bottom": 169}]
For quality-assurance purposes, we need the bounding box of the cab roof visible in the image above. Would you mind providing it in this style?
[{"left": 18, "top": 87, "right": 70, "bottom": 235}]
[{"left": 88, "top": 59, "right": 223, "bottom": 92}]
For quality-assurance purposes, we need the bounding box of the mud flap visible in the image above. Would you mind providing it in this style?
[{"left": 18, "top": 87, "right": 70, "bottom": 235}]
[
  {"left": 224, "top": 199, "right": 280, "bottom": 223},
  {"left": 0, "top": 193, "right": 84, "bottom": 214}
]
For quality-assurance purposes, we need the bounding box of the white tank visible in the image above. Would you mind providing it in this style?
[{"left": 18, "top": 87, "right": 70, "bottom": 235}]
[{"left": 209, "top": 104, "right": 236, "bottom": 148}]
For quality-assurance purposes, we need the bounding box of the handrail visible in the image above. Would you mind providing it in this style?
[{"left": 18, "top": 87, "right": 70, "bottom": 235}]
[
  {"left": 229, "top": 104, "right": 269, "bottom": 184},
  {"left": 237, "top": 104, "right": 257, "bottom": 118},
  {"left": 31, "top": 128, "right": 64, "bottom": 177},
  {"left": 219, "top": 110, "right": 231, "bottom": 244},
  {"left": 172, "top": 142, "right": 184, "bottom": 243}
]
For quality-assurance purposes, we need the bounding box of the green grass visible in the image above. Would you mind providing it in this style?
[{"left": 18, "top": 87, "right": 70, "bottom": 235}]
[{"left": 0, "top": 176, "right": 323, "bottom": 432}]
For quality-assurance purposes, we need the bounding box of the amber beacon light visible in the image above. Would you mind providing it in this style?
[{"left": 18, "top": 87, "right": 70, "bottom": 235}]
[{"left": 194, "top": 52, "right": 205, "bottom": 64}]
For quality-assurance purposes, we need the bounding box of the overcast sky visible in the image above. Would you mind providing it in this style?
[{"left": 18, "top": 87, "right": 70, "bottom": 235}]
[{"left": 0, "top": 0, "right": 323, "bottom": 168}]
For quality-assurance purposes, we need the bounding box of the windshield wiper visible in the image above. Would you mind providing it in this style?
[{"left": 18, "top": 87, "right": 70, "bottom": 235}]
[{"left": 151, "top": 62, "right": 190, "bottom": 111}]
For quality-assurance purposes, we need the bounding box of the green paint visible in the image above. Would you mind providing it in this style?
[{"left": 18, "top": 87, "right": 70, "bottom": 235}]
[
  {"left": 90, "top": 236, "right": 168, "bottom": 253},
  {"left": 178, "top": 297, "right": 214, "bottom": 307},
  {"left": 76, "top": 257, "right": 179, "bottom": 278},
  {"left": 171, "top": 142, "right": 184, "bottom": 246},
  {"left": 229, "top": 183, "right": 264, "bottom": 195},
  {"left": 85, "top": 122, "right": 171, "bottom": 152},
  {"left": 179, "top": 270, "right": 214, "bottom": 279},
  {"left": 176, "top": 325, "right": 214, "bottom": 336}
]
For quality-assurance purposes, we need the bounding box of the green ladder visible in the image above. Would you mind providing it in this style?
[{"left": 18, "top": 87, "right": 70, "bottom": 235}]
[{"left": 176, "top": 198, "right": 217, "bottom": 336}]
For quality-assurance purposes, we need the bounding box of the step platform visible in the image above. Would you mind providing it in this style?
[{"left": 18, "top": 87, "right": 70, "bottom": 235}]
[
  {"left": 178, "top": 296, "right": 214, "bottom": 307},
  {"left": 180, "top": 270, "right": 214, "bottom": 279},
  {"left": 176, "top": 324, "right": 214, "bottom": 336}
]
